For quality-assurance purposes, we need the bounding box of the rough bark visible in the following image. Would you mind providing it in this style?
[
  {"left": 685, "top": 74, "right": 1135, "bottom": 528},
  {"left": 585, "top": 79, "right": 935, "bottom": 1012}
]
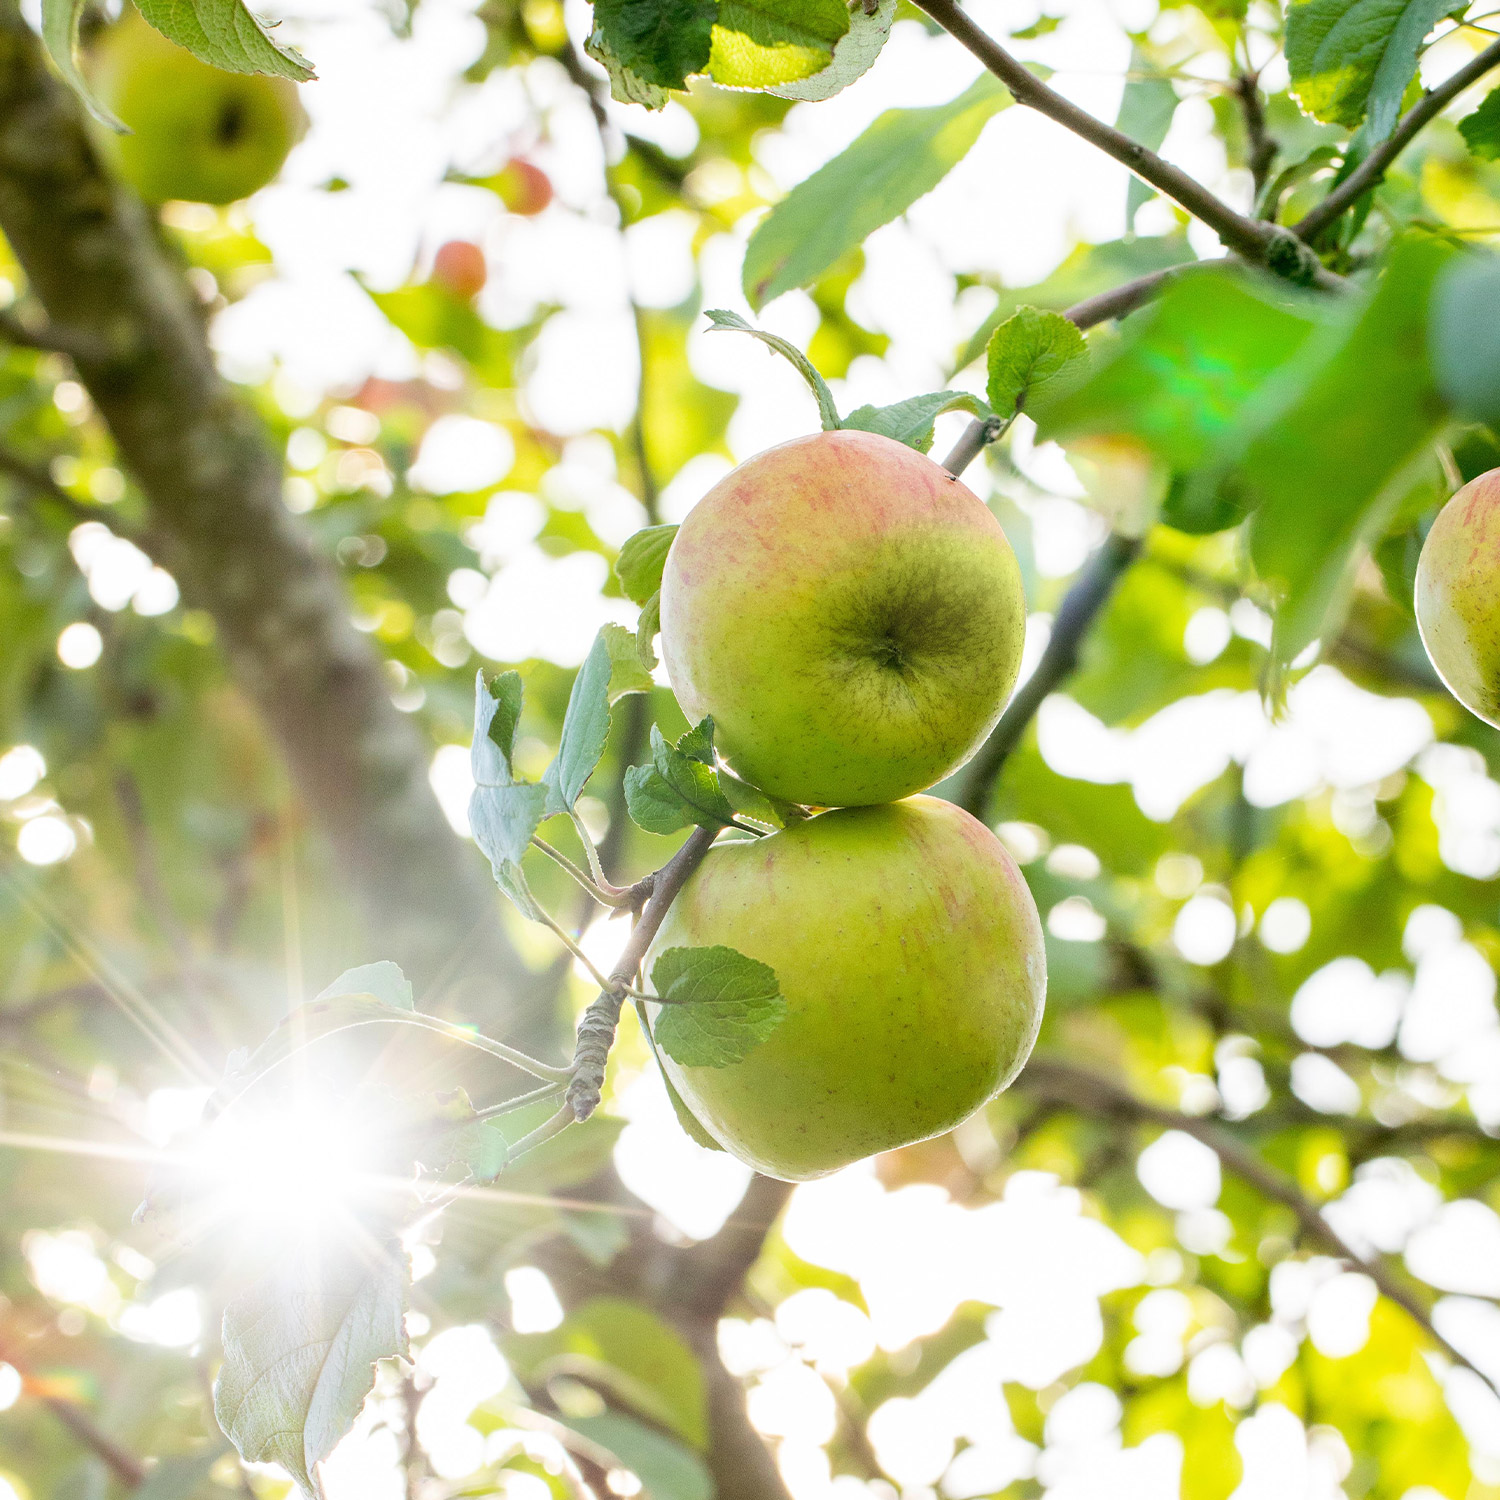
[{"left": 0, "top": 0, "right": 547, "bottom": 1040}]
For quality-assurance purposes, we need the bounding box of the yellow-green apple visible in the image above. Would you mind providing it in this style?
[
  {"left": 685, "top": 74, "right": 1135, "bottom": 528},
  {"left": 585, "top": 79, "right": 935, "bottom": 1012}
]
[
  {"left": 659, "top": 429, "right": 1026, "bottom": 807},
  {"left": 93, "top": 13, "right": 306, "bottom": 205},
  {"left": 643, "top": 795, "right": 1046, "bottom": 1181},
  {"left": 1416, "top": 466, "right": 1500, "bottom": 726},
  {"left": 491, "top": 158, "right": 553, "bottom": 216}
]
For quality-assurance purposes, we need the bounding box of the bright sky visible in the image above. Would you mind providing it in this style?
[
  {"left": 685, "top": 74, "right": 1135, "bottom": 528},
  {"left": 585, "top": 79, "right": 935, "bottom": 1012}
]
[{"left": 6, "top": 0, "right": 1500, "bottom": 1496}]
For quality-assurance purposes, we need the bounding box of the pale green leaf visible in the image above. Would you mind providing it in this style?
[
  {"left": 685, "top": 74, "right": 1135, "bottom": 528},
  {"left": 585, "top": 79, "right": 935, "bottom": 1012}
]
[
  {"left": 601, "top": 623, "right": 655, "bottom": 703},
  {"left": 841, "top": 390, "right": 992, "bottom": 452},
  {"left": 636, "top": 590, "right": 662, "bottom": 672},
  {"left": 133, "top": 0, "right": 315, "bottom": 80},
  {"left": 314, "top": 961, "right": 413, "bottom": 1011},
  {"left": 615, "top": 523, "right": 679, "bottom": 604},
  {"left": 41, "top": 0, "right": 126, "bottom": 130},
  {"left": 471, "top": 669, "right": 525, "bottom": 787},
  {"left": 704, "top": 309, "right": 841, "bottom": 430},
  {"left": 765, "top": 0, "right": 896, "bottom": 102},
  {"left": 544, "top": 629, "right": 614, "bottom": 815},
  {"left": 707, "top": 0, "right": 848, "bottom": 89},
  {"left": 649, "top": 945, "right": 787, "bottom": 1067},
  {"left": 986, "top": 305, "right": 1089, "bottom": 418},
  {"left": 624, "top": 723, "right": 738, "bottom": 835},
  {"left": 742, "top": 72, "right": 1012, "bottom": 310}
]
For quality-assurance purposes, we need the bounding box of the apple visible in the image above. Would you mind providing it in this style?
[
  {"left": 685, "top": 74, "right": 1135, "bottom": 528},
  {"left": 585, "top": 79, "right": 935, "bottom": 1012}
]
[
  {"left": 431, "top": 240, "right": 487, "bottom": 301},
  {"left": 659, "top": 429, "right": 1026, "bottom": 807},
  {"left": 643, "top": 795, "right": 1046, "bottom": 1182},
  {"left": 491, "top": 158, "right": 553, "bottom": 217},
  {"left": 92, "top": 13, "right": 306, "bottom": 206},
  {"left": 1415, "top": 466, "right": 1500, "bottom": 727}
]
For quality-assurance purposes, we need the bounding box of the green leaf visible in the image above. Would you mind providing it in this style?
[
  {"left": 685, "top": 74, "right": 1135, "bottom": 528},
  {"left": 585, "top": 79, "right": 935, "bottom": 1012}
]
[
  {"left": 1459, "top": 86, "right": 1500, "bottom": 160},
  {"left": 1114, "top": 44, "right": 1178, "bottom": 225},
  {"left": 764, "top": 0, "right": 895, "bottom": 102},
  {"left": 544, "top": 629, "right": 614, "bottom": 815},
  {"left": 215, "top": 1240, "right": 407, "bottom": 1498},
  {"left": 1431, "top": 252, "right": 1500, "bottom": 429},
  {"left": 1285, "top": 0, "right": 1456, "bottom": 138},
  {"left": 615, "top": 523, "right": 679, "bottom": 604},
  {"left": 636, "top": 590, "right": 662, "bottom": 673},
  {"left": 602, "top": 622, "right": 655, "bottom": 703},
  {"left": 41, "top": 0, "right": 125, "bottom": 130},
  {"left": 314, "top": 961, "right": 413, "bottom": 1011},
  {"left": 841, "top": 390, "right": 992, "bottom": 452},
  {"left": 505, "top": 1297, "right": 708, "bottom": 1448},
  {"left": 564, "top": 1412, "right": 713, "bottom": 1500},
  {"left": 707, "top": 0, "right": 848, "bottom": 89},
  {"left": 588, "top": 0, "right": 716, "bottom": 91},
  {"left": 986, "top": 305, "right": 1089, "bottom": 418},
  {"left": 704, "top": 309, "right": 841, "bottom": 430},
  {"left": 132, "top": 0, "right": 316, "bottom": 80},
  {"left": 468, "top": 668, "right": 550, "bottom": 915},
  {"left": 624, "top": 722, "right": 738, "bottom": 835},
  {"left": 1234, "top": 238, "right": 1456, "bottom": 664},
  {"left": 471, "top": 669, "right": 526, "bottom": 786},
  {"left": 585, "top": 27, "right": 671, "bottom": 108},
  {"left": 742, "top": 71, "right": 1012, "bottom": 310},
  {"left": 470, "top": 780, "right": 549, "bottom": 876},
  {"left": 648, "top": 945, "right": 787, "bottom": 1067}
]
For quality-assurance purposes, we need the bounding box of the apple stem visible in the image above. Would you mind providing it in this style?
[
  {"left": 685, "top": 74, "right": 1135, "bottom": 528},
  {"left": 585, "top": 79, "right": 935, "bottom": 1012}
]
[{"left": 566, "top": 823, "right": 718, "bottom": 1121}]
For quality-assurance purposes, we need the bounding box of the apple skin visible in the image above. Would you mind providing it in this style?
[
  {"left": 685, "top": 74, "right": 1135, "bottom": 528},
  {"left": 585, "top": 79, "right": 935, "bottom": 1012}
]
[
  {"left": 659, "top": 429, "right": 1026, "bottom": 807},
  {"left": 432, "top": 240, "right": 487, "bottom": 301},
  {"left": 93, "top": 14, "right": 305, "bottom": 206},
  {"left": 643, "top": 795, "right": 1046, "bottom": 1182},
  {"left": 1416, "top": 467, "right": 1500, "bottom": 727},
  {"left": 493, "top": 159, "right": 553, "bottom": 216}
]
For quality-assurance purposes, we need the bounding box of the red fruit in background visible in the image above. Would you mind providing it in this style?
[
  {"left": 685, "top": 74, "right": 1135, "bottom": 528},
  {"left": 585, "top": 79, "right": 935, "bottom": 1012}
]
[
  {"left": 491, "top": 158, "right": 552, "bottom": 216},
  {"left": 430, "top": 240, "right": 487, "bottom": 301}
]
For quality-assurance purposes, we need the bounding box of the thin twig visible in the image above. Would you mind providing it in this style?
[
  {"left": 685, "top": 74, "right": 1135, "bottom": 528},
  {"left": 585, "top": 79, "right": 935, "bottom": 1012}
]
[
  {"left": 1022, "top": 1055, "right": 1500, "bottom": 1400},
  {"left": 1233, "top": 71, "right": 1278, "bottom": 204},
  {"left": 911, "top": 0, "right": 1340, "bottom": 290},
  {"left": 42, "top": 1395, "right": 148, "bottom": 1488},
  {"left": 531, "top": 835, "right": 630, "bottom": 908},
  {"left": 0, "top": 305, "right": 103, "bottom": 361},
  {"left": 0, "top": 445, "right": 96, "bottom": 523},
  {"left": 953, "top": 532, "right": 1142, "bottom": 814},
  {"left": 1294, "top": 36, "right": 1500, "bottom": 242}
]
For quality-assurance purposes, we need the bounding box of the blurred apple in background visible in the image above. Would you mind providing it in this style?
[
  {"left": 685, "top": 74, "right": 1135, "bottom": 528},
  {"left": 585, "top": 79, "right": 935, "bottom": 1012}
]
[
  {"left": 490, "top": 157, "right": 553, "bottom": 216},
  {"left": 431, "top": 240, "right": 487, "bottom": 301}
]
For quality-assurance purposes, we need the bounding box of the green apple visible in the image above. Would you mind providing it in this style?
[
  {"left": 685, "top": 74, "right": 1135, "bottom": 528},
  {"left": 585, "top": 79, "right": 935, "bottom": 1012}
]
[
  {"left": 1416, "top": 466, "right": 1500, "bottom": 727},
  {"left": 93, "top": 13, "right": 306, "bottom": 206},
  {"left": 643, "top": 795, "right": 1046, "bottom": 1181},
  {"left": 659, "top": 429, "right": 1026, "bottom": 807}
]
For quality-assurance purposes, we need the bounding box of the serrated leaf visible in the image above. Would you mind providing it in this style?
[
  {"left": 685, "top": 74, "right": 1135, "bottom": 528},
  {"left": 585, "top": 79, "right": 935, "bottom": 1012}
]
[
  {"left": 215, "top": 1239, "right": 407, "bottom": 1497},
  {"left": 133, "top": 0, "right": 315, "bottom": 80},
  {"left": 716, "top": 766, "right": 786, "bottom": 829},
  {"left": 841, "top": 390, "right": 992, "bottom": 453},
  {"left": 1460, "top": 87, "right": 1500, "bottom": 162},
  {"left": 585, "top": 26, "right": 671, "bottom": 108},
  {"left": 615, "top": 524, "right": 679, "bottom": 604},
  {"left": 315, "top": 961, "right": 414, "bottom": 1011},
  {"left": 543, "top": 629, "right": 614, "bottom": 815},
  {"left": 649, "top": 945, "right": 787, "bottom": 1067},
  {"left": 637, "top": 590, "right": 662, "bottom": 672},
  {"left": 707, "top": 0, "right": 848, "bottom": 89},
  {"left": 1430, "top": 251, "right": 1500, "bottom": 430},
  {"left": 41, "top": 0, "right": 126, "bottom": 130},
  {"left": 588, "top": 0, "right": 716, "bottom": 91},
  {"left": 704, "top": 309, "right": 841, "bottom": 430},
  {"left": 986, "top": 305, "right": 1089, "bottom": 418},
  {"left": 471, "top": 669, "right": 525, "bottom": 786},
  {"left": 765, "top": 0, "right": 895, "bottom": 102},
  {"left": 624, "top": 723, "right": 738, "bottom": 835},
  {"left": 470, "top": 780, "right": 550, "bottom": 872},
  {"left": 742, "top": 72, "right": 1011, "bottom": 310},
  {"left": 1285, "top": 0, "right": 1456, "bottom": 139},
  {"left": 602, "top": 623, "right": 655, "bottom": 702}
]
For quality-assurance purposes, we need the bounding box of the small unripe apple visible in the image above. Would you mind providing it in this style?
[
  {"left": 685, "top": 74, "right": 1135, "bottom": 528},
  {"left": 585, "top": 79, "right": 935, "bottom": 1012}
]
[
  {"left": 1415, "top": 466, "right": 1500, "bottom": 726},
  {"left": 431, "top": 240, "right": 487, "bottom": 301},
  {"left": 660, "top": 429, "right": 1026, "bottom": 807},
  {"left": 644, "top": 795, "right": 1046, "bottom": 1182},
  {"left": 492, "top": 158, "right": 553, "bottom": 216},
  {"left": 92, "top": 12, "right": 305, "bottom": 205}
]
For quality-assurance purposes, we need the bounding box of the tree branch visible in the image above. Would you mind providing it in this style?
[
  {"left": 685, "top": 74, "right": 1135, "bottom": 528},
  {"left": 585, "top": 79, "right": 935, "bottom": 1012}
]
[
  {"left": 911, "top": 0, "right": 1340, "bottom": 290},
  {"left": 1023, "top": 1055, "right": 1500, "bottom": 1399},
  {"left": 0, "top": 0, "right": 542, "bottom": 1038},
  {"left": 952, "top": 532, "right": 1141, "bottom": 815},
  {"left": 42, "top": 1394, "right": 148, "bottom": 1488},
  {"left": 0, "top": 302, "right": 103, "bottom": 360},
  {"left": 1294, "top": 36, "right": 1500, "bottom": 243},
  {"left": 0, "top": 443, "right": 97, "bottom": 524}
]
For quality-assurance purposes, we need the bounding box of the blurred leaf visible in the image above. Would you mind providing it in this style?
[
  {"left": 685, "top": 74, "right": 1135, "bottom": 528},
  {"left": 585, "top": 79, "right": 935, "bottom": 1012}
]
[
  {"left": 1114, "top": 43, "right": 1178, "bottom": 224},
  {"left": 986, "top": 305, "right": 1089, "bottom": 418},
  {"left": 624, "top": 721, "right": 739, "bottom": 835},
  {"left": 1285, "top": 0, "right": 1456, "bottom": 138},
  {"left": 215, "top": 1239, "right": 407, "bottom": 1498},
  {"left": 615, "top": 524, "right": 679, "bottom": 605},
  {"left": 133, "top": 0, "right": 316, "bottom": 79},
  {"left": 649, "top": 944, "right": 786, "bottom": 1066},
  {"left": 704, "top": 309, "right": 840, "bottom": 429},
  {"left": 602, "top": 623, "right": 655, "bottom": 702},
  {"left": 707, "top": 0, "right": 848, "bottom": 89},
  {"left": 841, "top": 390, "right": 992, "bottom": 452},
  {"left": 1430, "top": 251, "right": 1500, "bottom": 429},
  {"left": 1235, "top": 238, "right": 1455, "bottom": 662},
  {"left": 742, "top": 72, "right": 1012, "bottom": 310},
  {"left": 588, "top": 0, "right": 716, "bottom": 91},
  {"left": 565, "top": 1411, "right": 713, "bottom": 1500},
  {"left": 40, "top": 0, "right": 124, "bottom": 129},
  {"left": 315, "top": 960, "right": 413, "bottom": 1010},
  {"left": 764, "top": 0, "right": 895, "bottom": 102},
  {"left": 1459, "top": 86, "right": 1500, "bottom": 160}
]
